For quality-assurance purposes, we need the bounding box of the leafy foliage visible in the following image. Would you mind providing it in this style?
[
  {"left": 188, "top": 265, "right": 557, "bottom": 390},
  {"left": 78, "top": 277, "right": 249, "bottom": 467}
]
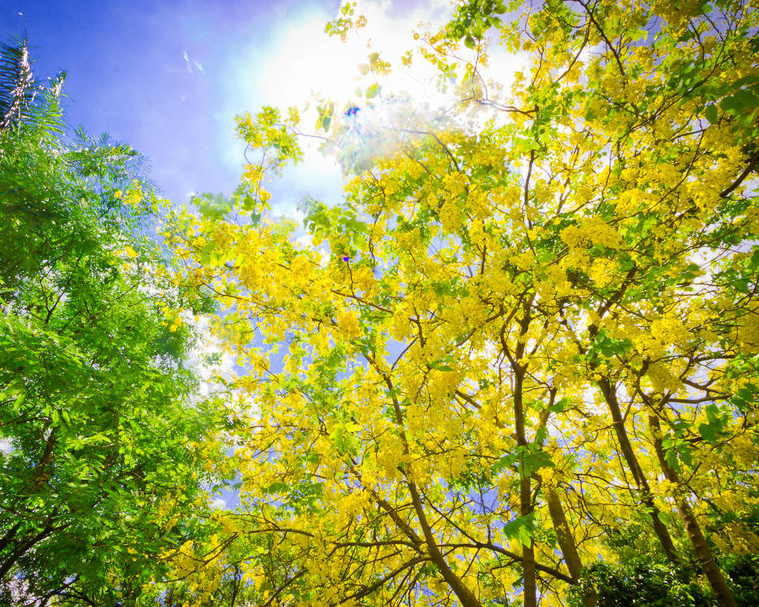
[
  {"left": 725, "top": 555, "right": 759, "bottom": 607},
  {"left": 166, "top": 1, "right": 759, "bottom": 606},
  {"left": 569, "top": 559, "right": 718, "bottom": 607},
  {"left": 4, "top": 0, "right": 759, "bottom": 604},
  {"left": 0, "top": 36, "right": 64, "bottom": 133},
  {"left": 0, "top": 39, "right": 229, "bottom": 605}
]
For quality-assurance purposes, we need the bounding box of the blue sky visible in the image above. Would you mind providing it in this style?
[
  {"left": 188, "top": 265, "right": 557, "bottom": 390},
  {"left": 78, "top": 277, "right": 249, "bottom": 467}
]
[
  {"left": 0, "top": 0, "right": 504, "bottom": 509},
  {"left": 0, "top": 0, "right": 344, "bottom": 205},
  {"left": 0, "top": 0, "right": 458, "bottom": 213}
]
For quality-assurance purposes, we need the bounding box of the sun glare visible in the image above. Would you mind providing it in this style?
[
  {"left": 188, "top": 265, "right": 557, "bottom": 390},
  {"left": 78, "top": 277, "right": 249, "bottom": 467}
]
[{"left": 221, "top": 0, "right": 526, "bottom": 217}]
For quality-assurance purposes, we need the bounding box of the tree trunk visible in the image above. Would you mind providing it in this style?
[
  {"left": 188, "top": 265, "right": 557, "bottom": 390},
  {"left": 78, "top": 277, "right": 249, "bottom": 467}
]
[
  {"left": 546, "top": 488, "right": 596, "bottom": 607},
  {"left": 520, "top": 473, "right": 537, "bottom": 607},
  {"left": 507, "top": 301, "right": 538, "bottom": 607},
  {"left": 514, "top": 365, "right": 536, "bottom": 607},
  {"left": 546, "top": 488, "right": 583, "bottom": 580},
  {"left": 597, "top": 379, "right": 681, "bottom": 564},
  {"left": 0, "top": 523, "right": 21, "bottom": 555},
  {"left": 378, "top": 367, "right": 482, "bottom": 607},
  {"left": 407, "top": 481, "right": 482, "bottom": 607},
  {"left": 649, "top": 416, "right": 737, "bottom": 607}
]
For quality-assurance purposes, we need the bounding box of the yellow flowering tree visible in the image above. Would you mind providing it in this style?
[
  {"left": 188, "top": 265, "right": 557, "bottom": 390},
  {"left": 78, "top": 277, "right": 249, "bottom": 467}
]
[{"left": 166, "top": 0, "right": 758, "bottom": 605}]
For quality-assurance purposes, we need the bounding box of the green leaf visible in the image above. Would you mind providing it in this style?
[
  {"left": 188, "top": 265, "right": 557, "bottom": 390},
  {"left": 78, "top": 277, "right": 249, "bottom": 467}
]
[
  {"left": 502, "top": 514, "right": 535, "bottom": 547},
  {"left": 749, "top": 248, "right": 759, "bottom": 270},
  {"left": 429, "top": 358, "right": 455, "bottom": 371},
  {"left": 698, "top": 422, "right": 720, "bottom": 444},
  {"left": 266, "top": 481, "right": 289, "bottom": 494},
  {"left": 331, "top": 422, "right": 359, "bottom": 455},
  {"left": 365, "top": 83, "right": 381, "bottom": 98},
  {"left": 698, "top": 404, "right": 727, "bottom": 445},
  {"left": 704, "top": 104, "right": 719, "bottom": 124},
  {"left": 734, "top": 277, "right": 750, "bottom": 293},
  {"left": 493, "top": 452, "right": 517, "bottom": 474},
  {"left": 720, "top": 89, "right": 759, "bottom": 115},
  {"left": 196, "top": 192, "right": 233, "bottom": 220},
  {"left": 522, "top": 447, "right": 554, "bottom": 476}
]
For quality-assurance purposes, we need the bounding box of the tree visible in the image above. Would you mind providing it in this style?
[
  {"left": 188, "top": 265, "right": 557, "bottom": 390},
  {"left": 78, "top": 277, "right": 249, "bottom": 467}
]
[
  {"left": 0, "top": 35, "right": 64, "bottom": 133},
  {"left": 167, "top": 1, "right": 759, "bottom": 605},
  {"left": 0, "top": 38, "right": 229, "bottom": 605}
]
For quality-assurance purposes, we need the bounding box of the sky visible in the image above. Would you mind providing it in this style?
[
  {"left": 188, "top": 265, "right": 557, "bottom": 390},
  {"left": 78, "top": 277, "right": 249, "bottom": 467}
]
[
  {"left": 0, "top": 0, "right": 530, "bottom": 511},
  {"left": 0, "top": 0, "right": 463, "bottom": 509},
  {"left": 0, "top": 0, "right": 456, "bottom": 211}
]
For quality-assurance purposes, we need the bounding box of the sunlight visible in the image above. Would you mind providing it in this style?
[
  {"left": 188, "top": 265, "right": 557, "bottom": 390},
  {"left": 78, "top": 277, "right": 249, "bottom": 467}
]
[
  {"left": 257, "top": 12, "right": 365, "bottom": 108},
  {"left": 218, "top": 0, "right": 527, "bottom": 220},
  {"left": 219, "top": 1, "right": 462, "bottom": 215}
]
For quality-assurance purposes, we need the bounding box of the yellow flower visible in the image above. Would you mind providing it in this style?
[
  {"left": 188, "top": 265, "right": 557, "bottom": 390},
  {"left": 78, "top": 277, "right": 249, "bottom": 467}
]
[{"left": 337, "top": 310, "right": 361, "bottom": 340}]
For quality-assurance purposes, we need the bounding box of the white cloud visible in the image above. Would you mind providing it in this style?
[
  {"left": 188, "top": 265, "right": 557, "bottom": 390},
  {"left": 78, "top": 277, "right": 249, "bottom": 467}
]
[{"left": 183, "top": 50, "right": 204, "bottom": 74}]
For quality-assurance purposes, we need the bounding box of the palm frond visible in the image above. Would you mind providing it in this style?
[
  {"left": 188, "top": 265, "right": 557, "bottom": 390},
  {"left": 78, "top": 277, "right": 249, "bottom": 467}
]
[{"left": 0, "top": 35, "right": 65, "bottom": 132}]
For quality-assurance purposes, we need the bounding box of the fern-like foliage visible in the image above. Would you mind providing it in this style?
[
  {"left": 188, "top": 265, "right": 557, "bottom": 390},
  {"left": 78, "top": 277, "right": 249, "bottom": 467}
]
[{"left": 0, "top": 35, "right": 65, "bottom": 133}]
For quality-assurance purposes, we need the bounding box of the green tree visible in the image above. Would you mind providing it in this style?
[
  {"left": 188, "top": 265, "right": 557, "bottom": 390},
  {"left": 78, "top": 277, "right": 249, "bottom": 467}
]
[
  {"left": 0, "top": 38, "right": 229, "bottom": 605},
  {"left": 0, "top": 35, "right": 63, "bottom": 133}
]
